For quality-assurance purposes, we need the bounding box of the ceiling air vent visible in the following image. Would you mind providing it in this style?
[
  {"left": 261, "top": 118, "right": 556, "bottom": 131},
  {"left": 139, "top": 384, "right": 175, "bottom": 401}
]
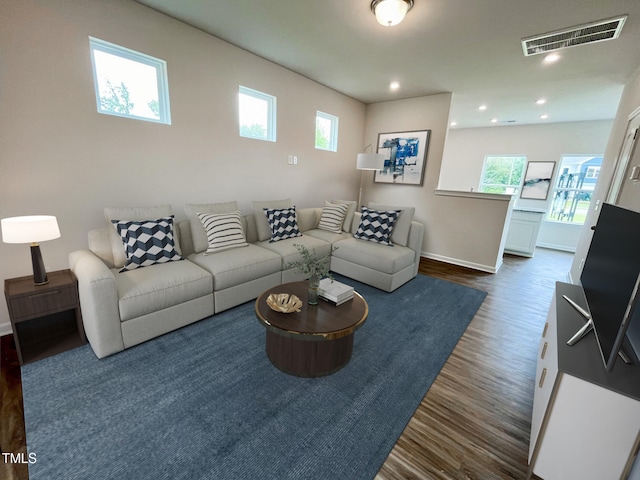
[{"left": 521, "top": 15, "right": 627, "bottom": 56}]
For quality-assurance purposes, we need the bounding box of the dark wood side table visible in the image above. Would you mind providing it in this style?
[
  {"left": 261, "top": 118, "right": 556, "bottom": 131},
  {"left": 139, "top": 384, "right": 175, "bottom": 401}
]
[
  {"left": 4, "top": 269, "right": 86, "bottom": 365},
  {"left": 255, "top": 281, "right": 368, "bottom": 377}
]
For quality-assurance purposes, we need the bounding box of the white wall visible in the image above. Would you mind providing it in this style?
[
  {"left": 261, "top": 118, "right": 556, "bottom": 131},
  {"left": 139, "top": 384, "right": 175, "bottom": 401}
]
[
  {"left": 0, "top": 0, "right": 366, "bottom": 332},
  {"left": 571, "top": 65, "right": 640, "bottom": 281},
  {"left": 363, "top": 95, "right": 513, "bottom": 272},
  {"left": 440, "top": 121, "right": 613, "bottom": 251}
]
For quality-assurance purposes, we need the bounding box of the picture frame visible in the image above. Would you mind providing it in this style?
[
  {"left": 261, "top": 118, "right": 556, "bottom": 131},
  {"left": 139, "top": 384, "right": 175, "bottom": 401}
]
[
  {"left": 520, "top": 161, "right": 555, "bottom": 200},
  {"left": 374, "top": 130, "right": 430, "bottom": 185}
]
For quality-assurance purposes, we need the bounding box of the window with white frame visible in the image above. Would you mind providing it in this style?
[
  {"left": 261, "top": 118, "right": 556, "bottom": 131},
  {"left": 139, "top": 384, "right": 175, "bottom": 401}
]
[
  {"left": 89, "top": 37, "right": 171, "bottom": 124},
  {"left": 238, "top": 86, "right": 276, "bottom": 142},
  {"left": 479, "top": 156, "right": 526, "bottom": 194},
  {"left": 547, "top": 155, "right": 603, "bottom": 224},
  {"left": 315, "top": 111, "right": 339, "bottom": 151}
]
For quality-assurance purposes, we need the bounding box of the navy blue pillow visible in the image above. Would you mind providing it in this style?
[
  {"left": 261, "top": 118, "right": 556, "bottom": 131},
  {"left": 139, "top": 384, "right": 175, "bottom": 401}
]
[
  {"left": 263, "top": 207, "right": 302, "bottom": 243},
  {"left": 111, "top": 216, "right": 182, "bottom": 271},
  {"left": 354, "top": 207, "right": 400, "bottom": 246}
]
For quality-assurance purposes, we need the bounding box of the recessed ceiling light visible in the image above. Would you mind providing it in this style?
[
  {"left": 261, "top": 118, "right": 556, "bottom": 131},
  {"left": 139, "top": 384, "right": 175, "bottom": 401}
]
[
  {"left": 536, "top": 98, "right": 547, "bottom": 105},
  {"left": 478, "top": 105, "right": 487, "bottom": 111},
  {"left": 490, "top": 118, "right": 498, "bottom": 123},
  {"left": 540, "top": 114, "right": 549, "bottom": 120},
  {"left": 450, "top": 121, "right": 457, "bottom": 127},
  {"left": 390, "top": 81, "right": 400, "bottom": 90},
  {"left": 543, "top": 53, "right": 560, "bottom": 63}
]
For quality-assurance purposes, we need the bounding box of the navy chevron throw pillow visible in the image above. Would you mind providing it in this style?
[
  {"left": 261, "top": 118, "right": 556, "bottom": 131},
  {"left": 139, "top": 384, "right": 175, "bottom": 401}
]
[
  {"left": 111, "top": 216, "right": 182, "bottom": 272},
  {"left": 354, "top": 207, "right": 400, "bottom": 246}
]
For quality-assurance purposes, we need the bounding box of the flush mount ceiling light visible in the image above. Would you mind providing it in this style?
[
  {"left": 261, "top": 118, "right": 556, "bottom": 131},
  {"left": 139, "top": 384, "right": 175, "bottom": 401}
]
[{"left": 371, "top": 0, "right": 414, "bottom": 27}]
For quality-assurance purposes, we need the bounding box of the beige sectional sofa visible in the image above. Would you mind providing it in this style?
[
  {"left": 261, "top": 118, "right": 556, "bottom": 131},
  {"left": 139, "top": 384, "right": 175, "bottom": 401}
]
[{"left": 69, "top": 199, "right": 424, "bottom": 359}]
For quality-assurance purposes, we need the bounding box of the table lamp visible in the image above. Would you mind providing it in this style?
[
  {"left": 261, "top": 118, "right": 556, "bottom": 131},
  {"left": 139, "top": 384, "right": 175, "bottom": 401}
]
[{"left": 1, "top": 215, "right": 61, "bottom": 285}]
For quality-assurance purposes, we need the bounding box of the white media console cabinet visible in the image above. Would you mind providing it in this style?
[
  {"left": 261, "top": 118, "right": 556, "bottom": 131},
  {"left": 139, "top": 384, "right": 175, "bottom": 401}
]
[{"left": 528, "top": 282, "right": 640, "bottom": 480}]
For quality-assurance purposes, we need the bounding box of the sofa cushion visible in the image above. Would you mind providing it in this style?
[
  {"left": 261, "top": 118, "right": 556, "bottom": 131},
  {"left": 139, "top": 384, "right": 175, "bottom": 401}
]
[
  {"left": 318, "top": 202, "right": 349, "bottom": 234},
  {"left": 111, "top": 217, "right": 182, "bottom": 272},
  {"left": 256, "top": 235, "right": 331, "bottom": 269},
  {"left": 197, "top": 211, "right": 248, "bottom": 254},
  {"left": 354, "top": 207, "right": 400, "bottom": 246},
  {"left": 264, "top": 207, "right": 302, "bottom": 242},
  {"left": 305, "top": 228, "right": 351, "bottom": 246},
  {"left": 253, "top": 198, "right": 292, "bottom": 241},
  {"left": 331, "top": 199, "right": 357, "bottom": 233},
  {"left": 105, "top": 205, "right": 178, "bottom": 268},
  {"left": 332, "top": 237, "right": 415, "bottom": 275},
  {"left": 188, "top": 245, "right": 281, "bottom": 291},
  {"left": 115, "top": 259, "right": 212, "bottom": 321},
  {"left": 368, "top": 202, "right": 415, "bottom": 247},
  {"left": 184, "top": 201, "right": 239, "bottom": 254}
]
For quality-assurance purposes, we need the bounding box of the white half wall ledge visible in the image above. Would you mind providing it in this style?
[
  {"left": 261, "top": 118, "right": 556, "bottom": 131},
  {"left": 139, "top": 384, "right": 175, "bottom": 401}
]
[
  {"left": 434, "top": 189, "right": 513, "bottom": 201},
  {"left": 421, "top": 252, "right": 503, "bottom": 274}
]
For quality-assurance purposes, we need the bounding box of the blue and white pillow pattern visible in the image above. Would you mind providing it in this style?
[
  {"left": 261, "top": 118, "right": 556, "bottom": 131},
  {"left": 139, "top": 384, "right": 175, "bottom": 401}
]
[
  {"left": 354, "top": 207, "right": 400, "bottom": 246},
  {"left": 111, "top": 216, "right": 182, "bottom": 272},
  {"left": 264, "top": 206, "right": 302, "bottom": 243},
  {"left": 318, "top": 202, "right": 349, "bottom": 234},
  {"left": 197, "top": 211, "right": 248, "bottom": 254}
]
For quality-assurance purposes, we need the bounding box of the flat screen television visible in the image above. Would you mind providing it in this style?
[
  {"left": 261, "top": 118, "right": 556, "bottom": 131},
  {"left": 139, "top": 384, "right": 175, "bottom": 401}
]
[{"left": 567, "top": 203, "right": 640, "bottom": 372}]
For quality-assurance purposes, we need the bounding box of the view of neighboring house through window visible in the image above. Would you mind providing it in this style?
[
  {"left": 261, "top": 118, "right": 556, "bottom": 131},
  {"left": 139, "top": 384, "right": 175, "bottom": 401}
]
[
  {"left": 479, "top": 156, "right": 526, "bottom": 194},
  {"left": 89, "top": 37, "right": 171, "bottom": 124},
  {"left": 315, "top": 111, "right": 339, "bottom": 151},
  {"left": 238, "top": 86, "right": 277, "bottom": 142},
  {"left": 547, "top": 155, "right": 603, "bottom": 224}
]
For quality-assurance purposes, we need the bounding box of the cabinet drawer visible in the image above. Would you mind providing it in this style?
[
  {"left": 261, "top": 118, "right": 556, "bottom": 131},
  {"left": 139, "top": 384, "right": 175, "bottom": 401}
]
[
  {"left": 530, "top": 294, "right": 559, "bottom": 462},
  {"left": 8, "top": 285, "right": 78, "bottom": 320}
]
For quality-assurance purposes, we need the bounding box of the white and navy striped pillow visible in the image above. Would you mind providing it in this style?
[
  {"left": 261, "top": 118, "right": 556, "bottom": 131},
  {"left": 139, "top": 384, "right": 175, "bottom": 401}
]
[
  {"left": 318, "top": 202, "right": 349, "bottom": 234},
  {"left": 197, "top": 211, "right": 248, "bottom": 254}
]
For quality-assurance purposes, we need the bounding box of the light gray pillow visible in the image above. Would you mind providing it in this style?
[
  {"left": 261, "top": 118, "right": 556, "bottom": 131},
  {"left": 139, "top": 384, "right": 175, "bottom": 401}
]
[
  {"left": 184, "top": 201, "right": 239, "bottom": 254},
  {"left": 368, "top": 202, "right": 415, "bottom": 247},
  {"left": 252, "top": 198, "right": 292, "bottom": 241},
  {"left": 331, "top": 199, "right": 357, "bottom": 233},
  {"left": 104, "top": 205, "right": 177, "bottom": 269}
]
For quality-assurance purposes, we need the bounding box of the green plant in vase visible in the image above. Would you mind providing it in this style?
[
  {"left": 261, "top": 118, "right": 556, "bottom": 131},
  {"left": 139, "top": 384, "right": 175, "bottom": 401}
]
[{"left": 287, "top": 244, "right": 336, "bottom": 305}]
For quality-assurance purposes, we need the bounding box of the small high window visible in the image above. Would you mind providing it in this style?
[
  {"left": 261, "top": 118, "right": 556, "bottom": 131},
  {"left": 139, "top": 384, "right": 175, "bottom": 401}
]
[
  {"left": 479, "top": 156, "right": 526, "bottom": 194},
  {"left": 89, "top": 37, "right": 171, "bottom": 124},
  {"left": 238, "top": 86, "right": 276, "bottom": 142},
  {"left": 315, "top": 111, "right": 339, "bottom": 152}
]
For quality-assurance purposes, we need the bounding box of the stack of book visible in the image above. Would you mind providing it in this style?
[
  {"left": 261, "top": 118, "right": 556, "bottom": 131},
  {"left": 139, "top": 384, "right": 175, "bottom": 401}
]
[{"left": 318, "top": 278, "right": 354, "bottom": 306}]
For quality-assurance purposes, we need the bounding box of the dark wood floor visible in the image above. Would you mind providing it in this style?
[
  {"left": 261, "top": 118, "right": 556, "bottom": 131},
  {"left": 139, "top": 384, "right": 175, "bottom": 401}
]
[
  {"left": 377, "top": 248, "right": 573, "bottom": 480},
  {"left": 0, "top": 248, "right": 572, "bottom": 480}
]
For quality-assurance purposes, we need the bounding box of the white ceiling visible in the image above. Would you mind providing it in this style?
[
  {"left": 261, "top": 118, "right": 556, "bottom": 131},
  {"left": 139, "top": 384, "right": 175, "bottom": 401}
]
[{"left": 135, "top": 0, "right": 640, "bottom": 129}]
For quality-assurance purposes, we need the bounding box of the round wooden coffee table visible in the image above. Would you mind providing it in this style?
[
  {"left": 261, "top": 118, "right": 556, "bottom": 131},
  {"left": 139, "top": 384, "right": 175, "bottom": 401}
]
[{"left": 255, "top": 281, "right": 368, "bottom": 377}]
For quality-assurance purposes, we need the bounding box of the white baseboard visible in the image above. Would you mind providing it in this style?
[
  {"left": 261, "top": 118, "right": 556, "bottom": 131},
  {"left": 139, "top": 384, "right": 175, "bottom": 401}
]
[
  {"left": 0, "top": 321, "right": 13, "bottom": 337},
  {"left": 536, "top": 242, "right": 576, "bottom": 253},
  {"left": 421, "top": 252, "right": 500, "bottom": 274}
]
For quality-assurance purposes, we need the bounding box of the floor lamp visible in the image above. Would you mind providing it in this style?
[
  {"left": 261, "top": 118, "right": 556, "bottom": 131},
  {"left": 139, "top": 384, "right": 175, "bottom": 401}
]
[{"left": 357, "top": 151, "right": 386, "bottom": 208}]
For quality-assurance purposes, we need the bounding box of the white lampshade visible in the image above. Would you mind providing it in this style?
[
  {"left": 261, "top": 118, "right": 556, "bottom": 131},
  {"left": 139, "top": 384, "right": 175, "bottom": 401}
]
[
  {"left": 1, "top": 215, "right": 61, "bottom": 244},
  {"left": 372, "top": 0, "right": 413, "bottom": 27},
  {"left": 357, "top": 153, "right": 386, "bottom": 170}
]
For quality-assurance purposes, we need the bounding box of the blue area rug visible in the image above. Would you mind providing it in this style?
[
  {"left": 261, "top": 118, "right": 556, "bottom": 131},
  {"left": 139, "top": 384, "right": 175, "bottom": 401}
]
[{"left": 22, "top": 274, "right": 486, "bottom": 480}]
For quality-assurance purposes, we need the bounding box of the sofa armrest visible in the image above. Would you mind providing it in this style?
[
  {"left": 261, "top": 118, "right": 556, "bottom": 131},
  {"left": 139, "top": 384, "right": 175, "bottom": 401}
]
[
  {"left": 68, "top": 250, "right": 124, "bottom": 358},
  {"left": 407, "top": 220, "right": 425, "bottom": 275}
]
